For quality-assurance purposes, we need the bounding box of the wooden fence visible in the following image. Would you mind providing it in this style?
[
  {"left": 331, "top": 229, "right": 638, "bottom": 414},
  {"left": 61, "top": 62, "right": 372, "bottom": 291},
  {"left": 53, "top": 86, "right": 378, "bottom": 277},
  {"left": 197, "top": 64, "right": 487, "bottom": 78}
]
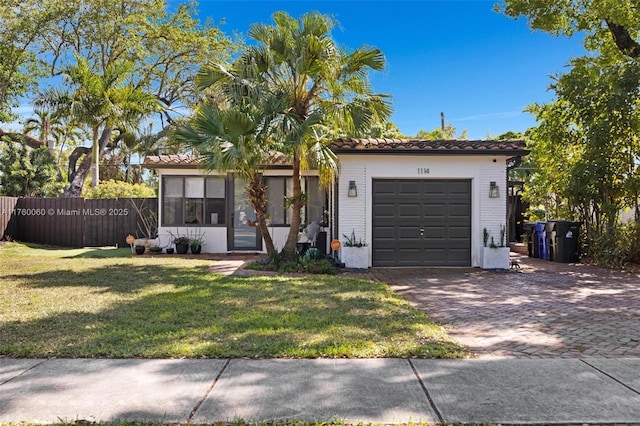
[
  {"left": 0, "top": 197, "right": 19, "bottom": 241},
  {"left": 0, "top": 197, "right": 157, "bottom": 248}
]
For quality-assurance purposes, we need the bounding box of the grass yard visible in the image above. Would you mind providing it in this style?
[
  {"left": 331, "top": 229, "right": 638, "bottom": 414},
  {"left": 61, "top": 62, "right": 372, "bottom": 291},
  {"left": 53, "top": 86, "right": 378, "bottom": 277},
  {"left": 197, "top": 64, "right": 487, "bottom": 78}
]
[{"left": 0, "top": 242, "right": 467, "bottom": 359}]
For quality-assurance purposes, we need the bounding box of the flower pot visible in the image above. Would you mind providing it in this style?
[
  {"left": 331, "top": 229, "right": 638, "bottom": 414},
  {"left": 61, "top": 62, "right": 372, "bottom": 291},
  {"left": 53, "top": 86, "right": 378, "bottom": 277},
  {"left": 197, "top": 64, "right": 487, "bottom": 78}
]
[
  {"left": 482, "top": 247, "right": 510, "bottom": 269},
  {"left": 341, "top": 246, "right": 368, "bottom": 269},
  {"left": 166, "top": 248, "right": 174, "bottom": 254},
  {"left": 190, "top": 245, "right": 202, "bottom": 255},
  {"left": 135, "top": 245, "right": 146, "bottom": 255},
  {"left": 175, "top": 243, "right": 189, "bottom": 254}
]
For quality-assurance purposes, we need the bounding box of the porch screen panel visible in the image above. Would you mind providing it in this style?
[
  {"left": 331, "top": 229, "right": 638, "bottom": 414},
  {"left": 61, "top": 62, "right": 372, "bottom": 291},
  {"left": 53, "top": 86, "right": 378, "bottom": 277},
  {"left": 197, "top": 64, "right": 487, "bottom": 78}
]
[
  {"left": 163, "top": 177, "right": 183, "bottom": 225},
  {"left": 266, "top": 177, "right": 286, "bottom": 225},
  {"left": 185, "top": 177, "right": 204, "bottom": 224},
  {"left": 206, "top": 177, "right": 226, "bottom": 225}
]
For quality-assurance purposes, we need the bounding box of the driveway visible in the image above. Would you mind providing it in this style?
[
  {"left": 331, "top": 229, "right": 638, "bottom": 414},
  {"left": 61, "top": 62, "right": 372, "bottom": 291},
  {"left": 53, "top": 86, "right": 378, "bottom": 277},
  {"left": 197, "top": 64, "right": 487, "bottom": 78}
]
[{"left": 372, "top": 255, "right": 640, "bottom": 359}]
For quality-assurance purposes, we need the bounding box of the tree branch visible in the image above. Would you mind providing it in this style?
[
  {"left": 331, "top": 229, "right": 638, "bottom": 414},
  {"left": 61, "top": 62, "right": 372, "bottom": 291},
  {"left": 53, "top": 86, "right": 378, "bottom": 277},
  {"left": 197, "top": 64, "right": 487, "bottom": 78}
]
[
  {"left": 0, "top": 128, "right": 46, "bottom": 150},
  {"left": 67, "top": 146, "right": 91, "bottom": 183},
  {"left": 606, "top": 20, "right": 640, "bottom": 58}
]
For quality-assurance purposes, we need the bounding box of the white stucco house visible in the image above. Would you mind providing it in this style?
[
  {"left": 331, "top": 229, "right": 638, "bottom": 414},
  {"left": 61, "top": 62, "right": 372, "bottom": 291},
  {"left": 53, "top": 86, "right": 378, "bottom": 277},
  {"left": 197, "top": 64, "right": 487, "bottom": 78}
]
[{"left": 143, "top": 138, "right": 528, "bottom": 268}]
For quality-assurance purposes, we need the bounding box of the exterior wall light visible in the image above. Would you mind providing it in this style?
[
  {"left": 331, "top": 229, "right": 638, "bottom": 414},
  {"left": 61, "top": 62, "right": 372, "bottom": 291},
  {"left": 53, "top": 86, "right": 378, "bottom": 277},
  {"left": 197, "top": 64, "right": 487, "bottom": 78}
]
[
  {"left": 347, "top": 180, "right": 358, "bottom": 197},
  {"left": 489, "top": 181, "right": 500, "bottom": 198}
]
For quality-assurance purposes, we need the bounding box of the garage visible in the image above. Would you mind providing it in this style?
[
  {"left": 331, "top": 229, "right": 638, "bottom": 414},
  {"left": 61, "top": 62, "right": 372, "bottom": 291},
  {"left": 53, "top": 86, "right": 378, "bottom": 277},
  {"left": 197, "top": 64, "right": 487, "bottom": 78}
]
[{"left": 372, "top": 179, "right": 471, "bottom": 266}]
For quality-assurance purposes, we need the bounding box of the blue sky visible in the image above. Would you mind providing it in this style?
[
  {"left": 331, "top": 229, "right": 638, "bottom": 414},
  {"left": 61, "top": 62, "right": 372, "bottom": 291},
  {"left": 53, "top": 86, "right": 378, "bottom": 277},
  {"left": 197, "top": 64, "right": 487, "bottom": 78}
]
[{"left": 193, "top": 0, "right": 586, "bottom": 139}]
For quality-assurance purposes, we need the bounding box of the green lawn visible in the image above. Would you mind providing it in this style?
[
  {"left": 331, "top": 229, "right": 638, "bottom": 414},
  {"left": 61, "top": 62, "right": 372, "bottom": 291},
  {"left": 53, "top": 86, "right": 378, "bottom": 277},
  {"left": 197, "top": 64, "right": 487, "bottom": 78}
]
[{"left": 0, "top": 242, "right": 467, "bottom": 359}]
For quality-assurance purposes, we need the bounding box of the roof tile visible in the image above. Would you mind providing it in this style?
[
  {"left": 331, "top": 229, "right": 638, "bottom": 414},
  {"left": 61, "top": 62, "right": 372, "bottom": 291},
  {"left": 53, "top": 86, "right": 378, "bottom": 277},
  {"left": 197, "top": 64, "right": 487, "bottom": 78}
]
[
  {"left": 143, "top": 139, "right": 528, "bottom": 167},
  {"left": 329, "top": 138, "right": 527, "bottom": 152}
]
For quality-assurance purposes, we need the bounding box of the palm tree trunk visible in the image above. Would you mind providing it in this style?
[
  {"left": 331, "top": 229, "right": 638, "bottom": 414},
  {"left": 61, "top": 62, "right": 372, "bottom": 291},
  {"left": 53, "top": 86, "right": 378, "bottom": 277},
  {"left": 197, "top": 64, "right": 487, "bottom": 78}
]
[
  {"left": 90, "top": 127, "right": 99, "bottom": 187},
  {"left": 282, "top": 153, "right": 303, "bottom": 256},
  {"left": 247, "top": 175, "right": 276, "bottom": 256}
]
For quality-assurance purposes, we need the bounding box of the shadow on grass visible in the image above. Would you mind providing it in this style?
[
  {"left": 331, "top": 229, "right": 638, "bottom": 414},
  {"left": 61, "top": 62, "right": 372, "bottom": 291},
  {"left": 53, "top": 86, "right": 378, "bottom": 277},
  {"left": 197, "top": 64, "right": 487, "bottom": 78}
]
[
  {"left": 1, "top": 242, "right": 133, "bottom": 258},
  {"left": 0, "top": 261, "right": 467, "bottom": 359},
  {"left": 63, "top": 247, "right": 134, "bottom": 258}
]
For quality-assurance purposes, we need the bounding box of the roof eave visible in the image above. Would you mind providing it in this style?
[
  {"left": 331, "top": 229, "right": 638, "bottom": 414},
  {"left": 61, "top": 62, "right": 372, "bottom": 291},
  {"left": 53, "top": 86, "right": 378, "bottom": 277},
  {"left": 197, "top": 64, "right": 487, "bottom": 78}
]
[
  {"left": 334, "top": 149, "right": 530, "bottom": 156},
  {"left": 142, "top": 163, "right": 293, "bottom": 170}
]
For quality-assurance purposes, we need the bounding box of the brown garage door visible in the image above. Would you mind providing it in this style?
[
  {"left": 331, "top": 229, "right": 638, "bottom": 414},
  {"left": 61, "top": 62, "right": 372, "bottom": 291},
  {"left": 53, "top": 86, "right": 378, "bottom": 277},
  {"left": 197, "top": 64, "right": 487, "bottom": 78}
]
[{"left": 372, "top": 179, "right": 471, "bottom": 266}]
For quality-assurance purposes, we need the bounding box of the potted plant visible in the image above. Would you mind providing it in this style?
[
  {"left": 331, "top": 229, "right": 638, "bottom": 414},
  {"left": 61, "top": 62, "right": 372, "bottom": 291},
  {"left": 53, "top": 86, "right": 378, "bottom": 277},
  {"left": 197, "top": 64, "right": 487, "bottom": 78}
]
[
  {"left": 134, "top": 244, "right": 146, "bottom": 255},
  {"left": 129, "top": 199, "right": 159, "bottom": 249},
  {"left": 482, "top": 225, "right": 510, "bottom": 269},
  {"left": 187, "top": 229, "right": 206, "bottom": 254},
  {"left": 149, "top": 245, "right": 162, "bottom": 254},
  {"left": 341, "top": 229, "right": 368, "bottom": 269},
  {"left": 172, "top": 235, "right": 190, "bottom": 254},
  {"left": 189, "top": 238, "right": 203, "bottom": 254}
]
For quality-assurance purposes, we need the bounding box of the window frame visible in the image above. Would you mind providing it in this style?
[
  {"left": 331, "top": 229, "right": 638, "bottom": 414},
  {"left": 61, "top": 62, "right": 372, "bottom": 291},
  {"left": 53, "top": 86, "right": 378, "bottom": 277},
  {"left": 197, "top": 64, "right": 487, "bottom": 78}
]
[{"left": 161, "top": 175, "right": 227, "bottom": 227}]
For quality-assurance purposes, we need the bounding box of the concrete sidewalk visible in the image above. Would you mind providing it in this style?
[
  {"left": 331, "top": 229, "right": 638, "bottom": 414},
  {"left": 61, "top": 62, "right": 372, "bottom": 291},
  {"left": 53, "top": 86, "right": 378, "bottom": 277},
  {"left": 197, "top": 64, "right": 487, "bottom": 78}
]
[{"left": 2, "top": 358, "right": 640, "bottom": 424}]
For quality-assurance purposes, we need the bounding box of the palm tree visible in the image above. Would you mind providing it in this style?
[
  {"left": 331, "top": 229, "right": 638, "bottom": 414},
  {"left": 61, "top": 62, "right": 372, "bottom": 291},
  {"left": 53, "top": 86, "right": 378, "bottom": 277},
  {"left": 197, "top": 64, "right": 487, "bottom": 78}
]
[
  {"left": 197, "top": 11, "right": 392, "bottom": 256},
  {"left": 23, "top": 108, "right": 62, "bottom": 151},
  {"left": 176, "top": 102, "right": 282, "bottom": 255},
  {"left": 39, "top": 55, "right": 160, "bottom": 196}
]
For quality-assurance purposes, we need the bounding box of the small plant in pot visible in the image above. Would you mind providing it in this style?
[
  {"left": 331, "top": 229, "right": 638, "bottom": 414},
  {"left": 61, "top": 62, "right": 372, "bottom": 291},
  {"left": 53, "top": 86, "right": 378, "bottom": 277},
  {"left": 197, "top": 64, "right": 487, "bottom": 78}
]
[
  {"left": 189, "top": 237, "right": 204, "bottom": 254},
  {"left": 187, "top": 229, "right": 206, "bottom": 254},
  {"left": 149, "top": 245, "right": 162, "bottom": 254},
  {"left": 172, "top": 235, "right": 190, "bottom": 254}
]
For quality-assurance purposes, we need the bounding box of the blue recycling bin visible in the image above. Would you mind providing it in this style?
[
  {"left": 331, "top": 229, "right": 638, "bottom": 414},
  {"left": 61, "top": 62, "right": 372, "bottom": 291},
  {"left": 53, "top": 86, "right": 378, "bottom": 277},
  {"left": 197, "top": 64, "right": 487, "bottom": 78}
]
[{"left": 535, "top": 222, "right": 549, "bottom": 260}]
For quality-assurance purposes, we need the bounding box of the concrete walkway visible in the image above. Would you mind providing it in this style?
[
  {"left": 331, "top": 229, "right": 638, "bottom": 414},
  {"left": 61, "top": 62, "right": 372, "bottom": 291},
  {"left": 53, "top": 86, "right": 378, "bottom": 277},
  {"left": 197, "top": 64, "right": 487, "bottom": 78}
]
[{"left": 2, "top": 357, "right": 640, "bottom": 424}]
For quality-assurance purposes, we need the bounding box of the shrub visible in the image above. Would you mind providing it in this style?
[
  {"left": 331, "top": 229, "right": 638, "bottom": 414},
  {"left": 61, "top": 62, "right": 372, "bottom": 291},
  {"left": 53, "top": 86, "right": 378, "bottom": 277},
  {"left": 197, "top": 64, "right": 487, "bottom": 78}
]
[
  {"left": 244, "top": 251, "right": 336, "bottom": 274},
  {"left": 83, "top": 180, "right": 156, "bottom": 199},
  {"left": 245, "top": 257, "right": 277, "bottom": 271},
  {"left": 303, "top": 258, "right": 337, "bottom": 274},
  {"left": 586, "top": 224, "right": 640, "bottom": 268}
]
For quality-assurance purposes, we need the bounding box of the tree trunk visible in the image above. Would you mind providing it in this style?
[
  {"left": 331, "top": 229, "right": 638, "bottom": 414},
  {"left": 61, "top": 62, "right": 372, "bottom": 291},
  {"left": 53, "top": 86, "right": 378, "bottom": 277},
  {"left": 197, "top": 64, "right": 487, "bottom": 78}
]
[
  {"left": 91, "top": 127, "right": 99, "bottom": 187},
  {"left": 282, "top": 153, "right": 303, "bottom": 257},
  {"left": 62, "top": 147, "right": 92, "bottom": 197},
  {"left": 247, "top": 175, "right": 276, "bottom": 256}
]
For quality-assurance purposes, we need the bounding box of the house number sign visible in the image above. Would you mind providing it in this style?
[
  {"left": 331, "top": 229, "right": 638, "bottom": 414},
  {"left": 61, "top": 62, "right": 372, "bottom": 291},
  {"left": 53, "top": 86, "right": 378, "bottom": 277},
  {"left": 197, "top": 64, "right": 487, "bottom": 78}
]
[{"left": 417, "top": 167, "right": 430, "bottom": 175}]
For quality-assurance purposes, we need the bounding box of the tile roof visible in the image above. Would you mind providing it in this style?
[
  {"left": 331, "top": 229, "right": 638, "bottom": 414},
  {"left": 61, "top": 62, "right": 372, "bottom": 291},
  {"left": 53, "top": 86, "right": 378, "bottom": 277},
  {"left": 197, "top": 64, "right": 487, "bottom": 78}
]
[
  {"left": 143, "top": 139, "right": 528, "bottom": 167},
  {"left": 143, "top": 152, "right": 291, "bottom": 168},
  {"left": 143, "top": 154, "right": 200, "bottom": 166},
  {"left": 329, "top": 138, "right": 528, "bottom": 154}
]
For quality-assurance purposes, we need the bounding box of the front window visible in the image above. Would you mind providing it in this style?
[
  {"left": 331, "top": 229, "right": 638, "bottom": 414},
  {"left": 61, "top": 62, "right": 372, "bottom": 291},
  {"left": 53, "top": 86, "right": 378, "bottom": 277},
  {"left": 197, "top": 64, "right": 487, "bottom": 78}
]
[
  {"left": 162, "top": 175, "right": 326, "bottom": 227},
  {"left": 162, "top": 176, "right": 226, "bottom": 226}
]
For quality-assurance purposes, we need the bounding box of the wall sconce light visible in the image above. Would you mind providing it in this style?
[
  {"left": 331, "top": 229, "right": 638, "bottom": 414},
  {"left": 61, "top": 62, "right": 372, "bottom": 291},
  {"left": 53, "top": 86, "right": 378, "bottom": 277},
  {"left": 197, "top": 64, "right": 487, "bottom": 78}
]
[
  {"left": 347, "top": 180, "right": 358, "bottom": 197},
  {"left": 489, "top": 181, "right": 500, "bottom": 198}
]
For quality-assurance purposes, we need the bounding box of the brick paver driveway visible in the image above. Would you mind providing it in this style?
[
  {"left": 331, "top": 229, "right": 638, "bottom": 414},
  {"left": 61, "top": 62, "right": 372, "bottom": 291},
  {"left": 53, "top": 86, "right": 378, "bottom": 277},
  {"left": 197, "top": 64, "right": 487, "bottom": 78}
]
[{"left": 372, "top": 255, "right": 640, "bottom": 359}]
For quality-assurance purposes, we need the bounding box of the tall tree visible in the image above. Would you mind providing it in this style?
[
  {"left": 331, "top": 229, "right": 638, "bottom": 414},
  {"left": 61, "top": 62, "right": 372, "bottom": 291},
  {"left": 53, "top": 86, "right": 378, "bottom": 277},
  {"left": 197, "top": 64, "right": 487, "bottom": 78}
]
[
  {"left": 525, "top": 56, "right": 640, "bottom": 239},
  {"left": 499, "top": 0, "right": 640, "bottom": 237},
  {"left": 2, "top": 0, "right": 233, "bottom": 196},
  {"left": 497, "top": 0, "right": 640, "bottom": 59},
  {"left": 175, "top": 100, "right": 287, "bottom": 256},
  {"left": 197, "top": 11, "right": 392, "bottom": 256},
  {"left": 23, "top": 108, "right": 62, "bottom": 151},
  {"left": 0, "top": 0, "right": 60, "bottom": 123},
  {"left": 39, "top": 56, "right": 159, "bottom": 195}
]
